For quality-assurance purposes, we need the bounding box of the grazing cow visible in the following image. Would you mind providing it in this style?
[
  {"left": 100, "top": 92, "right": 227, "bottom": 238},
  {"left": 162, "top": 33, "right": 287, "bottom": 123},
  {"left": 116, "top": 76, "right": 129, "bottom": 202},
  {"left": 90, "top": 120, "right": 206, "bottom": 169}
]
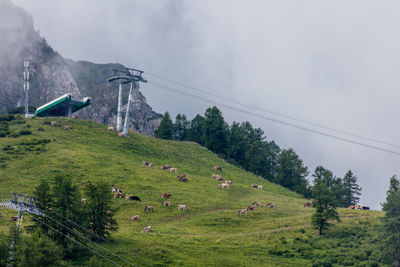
[
  {"left": 266, "top": 203, "right": 276, "bottom": 208},
  {"left": 237, "top": 209, "right": 247, "bottom": 215},
  {"left": 251, "top": 184, "right": 258, "bottom": 188},
  {"left": 304, "top": 201, "right": 312, "bottom": 207},
  {"left": 225, "top": 180, "right": 233, "bottom": 185},
  {"left": 72, "top": 115, "right": 79, "bottom": 119},
  {"left": 161, "top": 193, "right": 172, "bottom": 198},
  {"left": 247, "top": 206, "right": 256, "bottom": 211},
  {"left": 161, "top": 201, "right": 171, "bottom": 207},
  {"left": 348, "top": 204, "right": 362, "bottom": 210},
  {"left": 62, "top": 125, "right": 70, "bottom": 130},
  {"left": 213, "top": 174, "right": 223, "bottom": 181},
  {"left": 142, "top": 226, "right": 152, "bottom": 233},
  {"left": 219, "top": 183, "right": 230, "bottom": 189},
  {"left": 118, "top": 132, "right": 125, "bottom": 137},
  {"left": 112, "top": 188, "right": 123, "bottom": 193},
  {"left": 143, "top": 161, "right": 150, "bottom": 165},
  {"left": 81, "top": 198, "right": 87, "bottom": 204},
  {"left": 214, "top": 166, "right": 222, "bottom": 171},
  {"left": 108, "top": 126, "right": 116, "bottom": 131},
  {"left": 127, "top": 195, "right": 141, "bottom": 201},
  {"left": 50, "top": 121, "right": 57, "bottom": 126},
  {"left": 113, "top": 192, "right": 123, "bottom": 198},
  {"left": 252, "top": 201, "right": 262, "bottom": 206},
  {"left": 144, "top": 206, "right": 154, "bottom": 212},
  {"left": 169, "top": 168, "right": 177, "bottom": 173},
  {"left": 177, "top": 174, "right": 188, "bottom": 182},
  {"left": 178, "top": 204, "right": 187, "bottom": 211},
  {"left": 362, "top": 206, "right": 370, "bottom": 210},
  {"left": 148, "top": 163, "right": 153, "bottom": 167},
  {"left": 130, "top": 215, "right": 140, "bottom": 221},
  {"left": 161, "top": 164, "right": 172, "bottom": 170},
  {"left": 257, "top": 185, "right": 263, "bottom": 190}
]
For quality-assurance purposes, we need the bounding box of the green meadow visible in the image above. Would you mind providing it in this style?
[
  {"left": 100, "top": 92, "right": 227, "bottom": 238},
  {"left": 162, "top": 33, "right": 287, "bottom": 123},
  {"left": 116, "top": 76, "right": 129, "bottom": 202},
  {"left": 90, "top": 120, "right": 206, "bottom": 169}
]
[{"left": 0, "top": 116, "right": 384, "bottom": 266}]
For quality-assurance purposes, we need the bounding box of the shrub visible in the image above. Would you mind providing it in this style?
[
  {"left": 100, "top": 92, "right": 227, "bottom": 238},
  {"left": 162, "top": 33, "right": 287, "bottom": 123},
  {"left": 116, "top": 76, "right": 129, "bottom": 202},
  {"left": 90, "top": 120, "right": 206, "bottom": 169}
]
[{"left": 19, "top": 130, "right": 32, "bottom": 136}]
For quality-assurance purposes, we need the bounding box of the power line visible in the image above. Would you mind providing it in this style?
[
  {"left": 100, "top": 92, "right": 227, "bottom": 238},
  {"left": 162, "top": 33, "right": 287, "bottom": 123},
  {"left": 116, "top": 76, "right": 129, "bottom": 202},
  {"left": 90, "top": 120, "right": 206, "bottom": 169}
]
[
  {"left": 42, "top": 212, "right": 136, "bottom": 266},
  {"left": 146, "top": 72, "right": 400, "bottom": 149},
  {"left": 32, "top": 217, "right": 122, "bottom": 267},
  {"left": 148, "top": 81, "right": 400, "bottom": 156}
]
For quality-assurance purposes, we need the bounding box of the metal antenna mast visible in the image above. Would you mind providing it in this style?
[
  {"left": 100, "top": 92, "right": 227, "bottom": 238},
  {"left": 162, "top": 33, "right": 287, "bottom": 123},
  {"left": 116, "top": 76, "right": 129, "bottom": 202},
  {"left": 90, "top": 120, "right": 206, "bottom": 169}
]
[
  {"left": 107, "top": 67, "right": 147, "bottom": 135},
  {"left": 23, "top": 61, "right": 31, "bottom": 118},
  {"left": 0, "top": 193, "right": 44, "bottom": 266}
]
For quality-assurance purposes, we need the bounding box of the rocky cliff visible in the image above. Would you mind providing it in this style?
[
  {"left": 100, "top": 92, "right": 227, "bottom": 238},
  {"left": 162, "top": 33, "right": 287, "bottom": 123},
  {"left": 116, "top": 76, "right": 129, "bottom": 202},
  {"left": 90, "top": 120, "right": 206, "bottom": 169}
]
[{"left": 0, "top": 0, "right": 162, "bottom": 135}]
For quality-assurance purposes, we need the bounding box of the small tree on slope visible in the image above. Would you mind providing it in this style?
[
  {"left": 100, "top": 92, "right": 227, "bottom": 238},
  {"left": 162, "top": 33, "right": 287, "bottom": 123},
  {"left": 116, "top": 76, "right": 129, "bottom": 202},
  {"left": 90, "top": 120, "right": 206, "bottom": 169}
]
[
  {"left": 312, "top": 178, "right": 340, "bottom": 235},
  {"left": 342, "top": 170, "right": 362, "bottom": 207}
]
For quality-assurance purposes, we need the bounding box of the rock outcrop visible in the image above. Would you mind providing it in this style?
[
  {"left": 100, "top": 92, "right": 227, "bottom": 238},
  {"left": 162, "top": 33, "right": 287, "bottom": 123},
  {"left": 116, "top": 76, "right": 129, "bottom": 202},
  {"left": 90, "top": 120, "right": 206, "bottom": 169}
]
[{"left": 0, "top": 0, "right": 161, "bottom": 135}]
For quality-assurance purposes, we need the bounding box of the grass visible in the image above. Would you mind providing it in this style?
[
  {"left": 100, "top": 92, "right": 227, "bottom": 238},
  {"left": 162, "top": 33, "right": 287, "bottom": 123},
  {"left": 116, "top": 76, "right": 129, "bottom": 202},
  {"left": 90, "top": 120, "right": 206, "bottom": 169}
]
[{"left": 0, "top": 117, "right": 385, "bottom": 266}]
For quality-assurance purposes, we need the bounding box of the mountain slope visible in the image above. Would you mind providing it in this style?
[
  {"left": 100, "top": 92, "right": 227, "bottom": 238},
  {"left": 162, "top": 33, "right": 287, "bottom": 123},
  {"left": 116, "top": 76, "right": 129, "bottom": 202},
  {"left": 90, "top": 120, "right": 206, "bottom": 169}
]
[
  {"left": 0, "top": 117, "right": 383, "bottom": 266},
  {"left": 0, "top": 0, "right": 161, "bottom": 135}
]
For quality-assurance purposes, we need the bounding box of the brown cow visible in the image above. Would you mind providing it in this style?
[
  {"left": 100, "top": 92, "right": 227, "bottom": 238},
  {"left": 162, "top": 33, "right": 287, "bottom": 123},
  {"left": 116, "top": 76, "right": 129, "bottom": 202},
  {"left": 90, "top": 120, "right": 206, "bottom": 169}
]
[
  {"left": 237, "top": 209, "right": 247, "bottom": 215},
  {"left": 161, "top": 193, "right": 172, "bottom": 198},
  {"left": 266, "top": 203, "right": 276, "bottom": 208},
  {"left": 72, "top": 115, "right": 79, "bottom": 119},
  {"left": 178, "top": 204, "right": 187, "bottom": 211},
  {"left": 225, "top": 180, "right": 233, "bottom": 185},
  {"left": 177, "top": 174, "right": 188, "bottom": 182},
  {"left": 148, "top": 163, "right": 153, "bottom": 167},
  {"left": 108, "top": 126, "right": 116, "bottom": 131},
  {"left": 213, "top": 174, "right": 223, "bottom": 181},
  {"left": 219, "top": 183, "right": 230, "bottom": 189},
  {"left": 143, "top": 161, "right": 150, "bottom": 166},
  {"left": 161, "top": 164, "right": 172, "bottom": 170},
  {"left": 62, "top": 125, "right": 71, "bottom": 130},
  {"left": 169, "top": 168, "right": 178, "bottom": 173},
  {"left": 118, "top": 132, "right": 125, "bottom": 137},
  {"left": 113, "top": 192, "right": 123, "bottom": 198},
  {"left": 161, "top": 201, "right": 171, "bottom": 207},
  {"left": 142, "top": 226, "right": 152, "bottom": 233},
  {"left": 50, "top": 121, "right": 57, "bottom": 126},
  {"left": 257, "top": 185, "right": 263, "bottom": 190},
  {"left": 213, "top": 166, "right": 222, "bottom": 171},
  {"left": 252, "top": 201, "right": 262, "bottom": 206},
  {"left": 247, "top": 206, "right": 256, "bottom": 211},
  {"left": 129, "top": 215, "right": 140, "bottom": 221},
  {"left": 251, "top": 184, "right": 258, "bottom": 188},
  {"left": 144, "top": 206, "right": 154, "bottom": 212},
  {"left": 304, "top": 201, "right": 312, "bottom": 207}
]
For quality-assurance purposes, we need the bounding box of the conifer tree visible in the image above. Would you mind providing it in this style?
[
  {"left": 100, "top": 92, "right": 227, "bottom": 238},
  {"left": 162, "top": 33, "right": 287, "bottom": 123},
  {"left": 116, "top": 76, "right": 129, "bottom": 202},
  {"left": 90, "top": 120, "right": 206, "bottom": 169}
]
[
  {"left": 31, "top": 180, "right": 53, "bottom": 234},
  {"left": 187, "top": 114, "right": 205, "bottom": 145},
  {"left": 203, "top": 106, "right": 228, "bottom": 155},
  {"left": 174, "top": 113, "right": 188, "bottom": 141},
  {"left": 154, "top": 112, "right": 174, "bottom": 140},
  {"left": 342, "top": 170, "right": 361, "bottom": 207},
  {"left": 312, "top": 178, "right": 340, "bottom": 235},
  {"left": 382, "top": 175, "right": 400, "bottom": 267}
]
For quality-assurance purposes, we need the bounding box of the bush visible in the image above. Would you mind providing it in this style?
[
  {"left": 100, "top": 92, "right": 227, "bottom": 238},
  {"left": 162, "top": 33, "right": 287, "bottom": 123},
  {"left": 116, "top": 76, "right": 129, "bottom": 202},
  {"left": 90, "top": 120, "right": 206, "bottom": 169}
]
[
  {"left": 0, "top": 114, "right": 15, "bottom": 121},
  {"left": 19, "top": 130, "right": 32, "bottom": 136}
]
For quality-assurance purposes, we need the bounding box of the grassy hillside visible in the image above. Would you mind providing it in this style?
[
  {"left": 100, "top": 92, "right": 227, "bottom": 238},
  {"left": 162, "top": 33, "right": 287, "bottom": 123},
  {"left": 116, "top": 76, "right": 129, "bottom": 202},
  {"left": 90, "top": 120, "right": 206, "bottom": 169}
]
[{"left": 0, "top": 116, "right": 384, "bottom": 266}]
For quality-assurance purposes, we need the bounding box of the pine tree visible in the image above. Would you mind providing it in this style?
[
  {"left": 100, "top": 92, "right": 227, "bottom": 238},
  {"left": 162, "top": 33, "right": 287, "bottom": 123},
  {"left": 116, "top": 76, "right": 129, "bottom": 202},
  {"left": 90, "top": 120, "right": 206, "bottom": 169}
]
[
  {"left": 382, "top": 175, "right": 400, "bottom": 267},
  {"left": 342, "top": 170, "right": 362, "bottom": 207},
  {"left": 203, "top": 106, "right": 228, "bottom": 155},
  {"left": 312, "top": 178, "right": 340, "bottom": 235},
  {"left": 174, "top": 113, "right": 188, "bottom": 141},
  {"left": 154, "top": 112, "right": 174, "bottom": 140},
  {"left": 187, "top": 114, "right": 205, "bottom": 145},
  {"left": 30, "top": 180, "right": 54, "bottom": 234},
  {"left": 275, "top": 149, "right": 309, "bottom": 196},
  {"left": 312, "top": 166, "right": 345, "bottom": 207},
  {"left": 85, "top": 181, "right": 118, "bottom": 242}
]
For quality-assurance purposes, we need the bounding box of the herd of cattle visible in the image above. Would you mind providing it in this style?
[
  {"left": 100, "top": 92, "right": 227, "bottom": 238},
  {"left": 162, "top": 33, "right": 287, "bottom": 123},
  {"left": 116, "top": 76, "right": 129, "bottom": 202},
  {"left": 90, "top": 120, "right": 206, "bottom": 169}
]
[{"left": 303, "top": 200, "right": 370, "bottom": 210}]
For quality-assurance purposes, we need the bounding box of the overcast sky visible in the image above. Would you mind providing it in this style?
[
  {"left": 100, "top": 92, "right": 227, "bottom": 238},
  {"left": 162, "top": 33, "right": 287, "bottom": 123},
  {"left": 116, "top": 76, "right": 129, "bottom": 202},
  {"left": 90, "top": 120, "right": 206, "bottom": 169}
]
[{"left": 12, "top": 0, "right": 400, "bottom": 209}]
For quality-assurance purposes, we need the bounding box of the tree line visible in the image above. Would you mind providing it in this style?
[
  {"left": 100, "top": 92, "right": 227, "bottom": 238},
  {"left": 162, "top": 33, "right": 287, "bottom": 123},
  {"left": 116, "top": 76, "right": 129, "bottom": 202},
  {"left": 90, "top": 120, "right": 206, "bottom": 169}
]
[{"left": 154, "top": 106, "right": 362, "bottom": 207}]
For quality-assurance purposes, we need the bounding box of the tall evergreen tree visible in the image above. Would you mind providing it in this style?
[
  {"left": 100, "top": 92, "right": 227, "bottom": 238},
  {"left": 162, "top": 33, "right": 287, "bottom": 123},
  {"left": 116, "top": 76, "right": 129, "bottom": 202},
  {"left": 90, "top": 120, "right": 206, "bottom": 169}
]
[
  {"left": 173, "top": 113, "right": 188, "bottom": 141},
  {"left": 312, "top": 178, "right": 340, "bottom": 235},
  {"left": 312, "top": 166, "right": 345, "bottom": 207},
  {"left": 187, "top": 114, "right": 205, "bottom": 145},
  {"left": 342, "top": 170, "right": 362, "bottom": 207},
  {"left": 227, "top": 122, "right": 247, "bottom": 166},
  {"left": 30, "top": 180, "right": 54, "bottom": 234},
  {"left": 84, "top": 181, "right": 118, "bottom": 242},
  {"left": 154, "top": 112, "right": 174, "bottom": 140},
  {"left": 52, "top": 175, "right": 83, "bottom": 254},
  {"left": 203, "top": 106, "right": 228, "bottom": 155},
  {"left": 382, "top": 175, "right": 400, "bottom": 267},
  {"left": 275, "top": 149, "right": 309, "bottom": 196}
]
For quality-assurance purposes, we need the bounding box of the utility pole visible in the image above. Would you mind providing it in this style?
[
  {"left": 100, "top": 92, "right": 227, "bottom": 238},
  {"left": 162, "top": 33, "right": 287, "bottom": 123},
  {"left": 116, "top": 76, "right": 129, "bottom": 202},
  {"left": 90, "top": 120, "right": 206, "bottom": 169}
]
[{"left": 23, "top": 61, "right": 30, "bottom": 118}]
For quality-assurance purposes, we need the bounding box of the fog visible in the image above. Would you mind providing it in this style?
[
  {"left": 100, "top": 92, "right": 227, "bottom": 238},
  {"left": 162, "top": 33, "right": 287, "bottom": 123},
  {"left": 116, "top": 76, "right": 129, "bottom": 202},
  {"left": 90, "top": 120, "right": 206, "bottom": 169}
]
[{"left": 12, "top": 0, "right": 400, "bottom": 209}]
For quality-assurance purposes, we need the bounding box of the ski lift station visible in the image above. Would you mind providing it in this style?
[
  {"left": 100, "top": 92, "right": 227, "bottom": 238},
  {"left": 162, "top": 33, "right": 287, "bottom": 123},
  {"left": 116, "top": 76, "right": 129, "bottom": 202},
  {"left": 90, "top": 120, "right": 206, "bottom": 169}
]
[{"left": 34, "top": 93, "right": 91, "bottom": 117}]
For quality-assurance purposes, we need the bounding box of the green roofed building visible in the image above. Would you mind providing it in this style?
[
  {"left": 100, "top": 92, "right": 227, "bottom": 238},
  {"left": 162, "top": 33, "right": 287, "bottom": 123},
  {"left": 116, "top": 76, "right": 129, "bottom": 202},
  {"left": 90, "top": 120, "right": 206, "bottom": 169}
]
[{"left": 34, "top": 94, "right": 91, "bottom": 117}]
